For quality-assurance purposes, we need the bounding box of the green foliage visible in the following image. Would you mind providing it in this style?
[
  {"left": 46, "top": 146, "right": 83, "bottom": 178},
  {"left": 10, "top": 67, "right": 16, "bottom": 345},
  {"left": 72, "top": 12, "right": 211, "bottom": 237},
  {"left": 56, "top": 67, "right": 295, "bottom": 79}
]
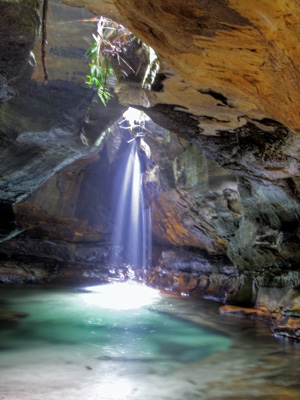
[
  {"left": 85, "top": 33, "right": 114, "bottom": 106},
  {"left": 85, "top": 16, "right": 159, "bottom": 105},
  {"left": 164, "top": 129, "right": 171, "bottom": 143},
  {"left": 85, "top": 17, "right": 135, "bottom": 106}
]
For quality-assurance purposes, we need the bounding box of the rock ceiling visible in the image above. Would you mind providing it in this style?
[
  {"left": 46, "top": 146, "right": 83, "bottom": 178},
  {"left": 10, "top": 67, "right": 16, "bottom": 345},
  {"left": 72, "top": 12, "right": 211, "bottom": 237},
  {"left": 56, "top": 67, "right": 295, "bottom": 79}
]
[
  {"left": 59, "top": 0, "right": 300, "bottom": 197},
  {"left": 62, "top": 0, "right": 300, "bottom": 135}
]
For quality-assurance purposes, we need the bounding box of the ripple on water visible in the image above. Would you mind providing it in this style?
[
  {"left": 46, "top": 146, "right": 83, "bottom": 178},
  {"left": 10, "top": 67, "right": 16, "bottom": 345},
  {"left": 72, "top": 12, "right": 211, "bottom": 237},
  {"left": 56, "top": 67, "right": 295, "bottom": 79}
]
[{"left": 0, "top": 286, "right": 299, "bottom": 400}]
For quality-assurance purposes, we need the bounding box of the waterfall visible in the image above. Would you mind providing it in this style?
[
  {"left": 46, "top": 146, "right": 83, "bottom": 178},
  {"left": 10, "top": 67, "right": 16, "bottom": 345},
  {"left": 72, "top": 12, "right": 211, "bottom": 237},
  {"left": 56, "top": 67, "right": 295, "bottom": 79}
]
[{"left": 110, "top": 139, "right": 151, "bottom": 273}]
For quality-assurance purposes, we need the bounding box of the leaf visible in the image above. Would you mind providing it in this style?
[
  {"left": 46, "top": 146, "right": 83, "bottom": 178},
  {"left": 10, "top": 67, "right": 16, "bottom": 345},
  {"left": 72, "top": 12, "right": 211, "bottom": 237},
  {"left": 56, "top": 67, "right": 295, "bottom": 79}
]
[{"left": 85, "top": 18, "right": 128, "bottom": 106}]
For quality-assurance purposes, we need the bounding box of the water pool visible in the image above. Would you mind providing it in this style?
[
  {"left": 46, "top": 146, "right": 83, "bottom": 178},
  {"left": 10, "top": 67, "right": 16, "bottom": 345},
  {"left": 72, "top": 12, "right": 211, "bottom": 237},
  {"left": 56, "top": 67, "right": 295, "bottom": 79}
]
[{"left": 0, "top": 283, "right": 299, "bottom": 400}]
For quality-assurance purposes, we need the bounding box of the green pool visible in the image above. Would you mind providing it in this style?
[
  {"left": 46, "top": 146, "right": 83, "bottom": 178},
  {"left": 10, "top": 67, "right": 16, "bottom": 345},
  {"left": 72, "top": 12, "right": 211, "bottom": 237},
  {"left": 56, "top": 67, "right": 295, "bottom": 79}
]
[{"left": 0, "top": 283, "right": 299, "bottom": 400}]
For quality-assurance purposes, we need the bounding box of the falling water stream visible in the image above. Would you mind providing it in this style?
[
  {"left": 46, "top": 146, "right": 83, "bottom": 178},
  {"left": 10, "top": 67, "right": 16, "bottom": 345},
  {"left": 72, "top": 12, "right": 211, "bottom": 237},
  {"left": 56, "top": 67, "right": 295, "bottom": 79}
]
[{"left": 110, "top": 139, "right": 151, "bottom": 272}]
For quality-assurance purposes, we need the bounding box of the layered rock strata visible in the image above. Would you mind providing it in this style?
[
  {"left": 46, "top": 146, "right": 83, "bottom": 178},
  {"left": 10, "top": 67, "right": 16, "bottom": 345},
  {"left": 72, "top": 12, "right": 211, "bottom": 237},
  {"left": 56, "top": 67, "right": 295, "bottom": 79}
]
[{"left": 0, "top": 0, "right": 40, "bottom": 105}]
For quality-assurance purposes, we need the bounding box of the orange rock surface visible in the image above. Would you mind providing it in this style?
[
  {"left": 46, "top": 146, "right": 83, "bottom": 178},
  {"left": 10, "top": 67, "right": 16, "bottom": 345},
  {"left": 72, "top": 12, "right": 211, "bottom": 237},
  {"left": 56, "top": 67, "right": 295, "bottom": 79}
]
[
  {"left": 62, "top": 0, "right": 300, "bottom": 135},
  {"left": 219, "top": 304, "right": 273, "bottom": 320},
  {"left": 152, "top": 189, "right": 227, "bottom": 253}
]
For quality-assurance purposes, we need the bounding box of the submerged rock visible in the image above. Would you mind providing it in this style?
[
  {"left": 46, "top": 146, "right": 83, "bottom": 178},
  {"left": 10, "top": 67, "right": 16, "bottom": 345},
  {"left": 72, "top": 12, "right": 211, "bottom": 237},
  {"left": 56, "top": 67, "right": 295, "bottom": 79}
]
[
  {"left": 0, "top": 308, "right": 29, "bottom": 324},
  {"left": 219, "top": 305, "right": 273, "bottom": 321}
]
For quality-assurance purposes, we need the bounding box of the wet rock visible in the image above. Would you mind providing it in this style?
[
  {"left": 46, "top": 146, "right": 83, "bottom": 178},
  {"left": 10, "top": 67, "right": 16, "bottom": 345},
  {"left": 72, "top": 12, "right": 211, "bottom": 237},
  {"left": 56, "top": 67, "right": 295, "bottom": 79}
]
[
  {"left": 0, "top": 308, "right": 29, "bottom": 324},
  {"left": 12, "top": 152, "right": 114, "bottom": 242},
  {"left": 272, "top": 316, "right": 300, "bottom": 340},
  {"left": 225, "top": 274, "right": 258, "bottom": 308},
  {"left": 0, "top": 257, "right": 133, "bottom": 285},
  {"left": 145, "top": 108, "right": 300, "bottom": 190},
  {"left": 223, "top": 189, "right": 242, "bottom": 215},
  {"left": 0, "top": 203, "right": 23, "bottom": 243},
  {"left": 1, "top": 77, "right": 126, "bottom": 201},
  {"left": 148, "top": 245, "right": 237, "bottom": 302},
  {"left": 0, "top": 0, "right": 126, "bottom": 242},
  {"left": 32, "top": 0, "right": 95, "bottom": 84},
  {"left": 227, "top": 178, "right": 300, "bottom": 271},
  {"left": 219, "top": 305, "right": 272, "bottom": 322},
  {"left": 269, "top": 288, "right": 300, "bottom": 340},
  {"left": 152, "top": 188, "right": 227, "bottom": 253},
  {"left": 145, "top": 127, "right": 241, "bottom": 254},
  {"left": 0, "top": 261, "right": 51, "bottom": 284},
  {"left": 220, "top": 285, "right": 300, "bottom": 340},
  {"left": 0, "top": 0, "right": 40, "bottom": 105}
]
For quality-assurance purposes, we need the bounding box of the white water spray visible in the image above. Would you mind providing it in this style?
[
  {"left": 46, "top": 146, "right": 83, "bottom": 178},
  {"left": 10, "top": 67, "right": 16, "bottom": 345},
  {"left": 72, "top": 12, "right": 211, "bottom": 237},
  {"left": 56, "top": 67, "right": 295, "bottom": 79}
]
[{"left": 111, "top": 139, "right": 151, "bottom": 271}]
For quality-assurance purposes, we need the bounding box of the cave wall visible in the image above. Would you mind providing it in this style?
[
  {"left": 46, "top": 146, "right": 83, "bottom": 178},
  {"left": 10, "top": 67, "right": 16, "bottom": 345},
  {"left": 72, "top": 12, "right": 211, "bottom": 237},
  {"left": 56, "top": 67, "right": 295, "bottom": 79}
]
[
  {"left": 62, "top": 0, "right": 300, "bottom": 136},
  {"left": 0, "top": 0, "right": 126, "bottom": 242},
  {"left": 0, "top": 0, "right": 40, "bottom": 105},
  {"left": 0, "top": 114, "right": 298, "bottom": 338},
  {"left": 0, "top": 128, "right": 130, "bottom": 284},
  {"left": 0, "top": 118, "right": 238, "bottom": 284}
]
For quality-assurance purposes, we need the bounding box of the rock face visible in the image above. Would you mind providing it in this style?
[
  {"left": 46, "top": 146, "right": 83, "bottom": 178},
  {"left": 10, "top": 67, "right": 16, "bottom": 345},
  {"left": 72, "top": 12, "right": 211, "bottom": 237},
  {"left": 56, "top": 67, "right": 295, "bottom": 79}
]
[
  {"left": 0, "top": 0, "right": 126, "bottom": 240},
  {"left": 146, "top": 127, "right": 236, "bottom": 254},
  {"left": 0, "top": 80, "right": 125, "bottom": 203},
  {"left": 0, "top": 119, "right": 237, "bottom": 286},
  {"left": 62, "top": 0, "right": 300, "bottom": 133},
  {"left": 0, "top": 133, "right": 133, "bottom": 284},
  {"left": 0, "top": 0, "right": 40, "bottom": 105}
]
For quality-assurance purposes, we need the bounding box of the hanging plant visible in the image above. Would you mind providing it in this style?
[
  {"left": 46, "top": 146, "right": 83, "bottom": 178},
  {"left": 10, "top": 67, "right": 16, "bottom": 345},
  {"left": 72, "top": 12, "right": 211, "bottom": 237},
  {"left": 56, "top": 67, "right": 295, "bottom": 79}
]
[
  {"left": 85, "top": 38, "right": 114, "bottom": 106},
  {"left": 85, "top": 17, "right": 136, "bottom": 106}
]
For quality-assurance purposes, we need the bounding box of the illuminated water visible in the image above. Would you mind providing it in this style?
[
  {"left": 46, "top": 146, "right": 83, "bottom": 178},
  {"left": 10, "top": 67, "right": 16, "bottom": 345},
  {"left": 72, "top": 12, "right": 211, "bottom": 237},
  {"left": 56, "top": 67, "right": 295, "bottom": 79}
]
[
  {"left": 0, "top": 285, "right": 300, "bottom": 400},
  {"left": 110, "top": 140, "right": 151, "bottom": 269}
]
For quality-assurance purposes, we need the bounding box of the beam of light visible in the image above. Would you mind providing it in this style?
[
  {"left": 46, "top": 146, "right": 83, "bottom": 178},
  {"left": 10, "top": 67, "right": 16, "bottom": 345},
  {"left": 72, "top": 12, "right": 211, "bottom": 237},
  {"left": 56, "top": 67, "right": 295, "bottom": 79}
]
[{"left": 82, "top": 282, "right": 160, "bottom": 310}]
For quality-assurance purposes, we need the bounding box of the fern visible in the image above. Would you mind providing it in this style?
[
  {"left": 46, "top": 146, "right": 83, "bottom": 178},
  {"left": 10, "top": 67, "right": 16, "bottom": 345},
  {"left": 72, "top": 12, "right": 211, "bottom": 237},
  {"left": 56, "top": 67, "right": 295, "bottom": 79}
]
[{"left": 85, "top": 37, "right": 114, "bottom": 106}]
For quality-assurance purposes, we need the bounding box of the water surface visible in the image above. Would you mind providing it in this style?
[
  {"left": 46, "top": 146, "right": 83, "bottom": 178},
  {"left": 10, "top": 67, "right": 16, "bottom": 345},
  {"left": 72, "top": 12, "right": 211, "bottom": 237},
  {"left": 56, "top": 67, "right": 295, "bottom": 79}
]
[{"left": 0, "top": 284, "right": 299, "bottom": 400}]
